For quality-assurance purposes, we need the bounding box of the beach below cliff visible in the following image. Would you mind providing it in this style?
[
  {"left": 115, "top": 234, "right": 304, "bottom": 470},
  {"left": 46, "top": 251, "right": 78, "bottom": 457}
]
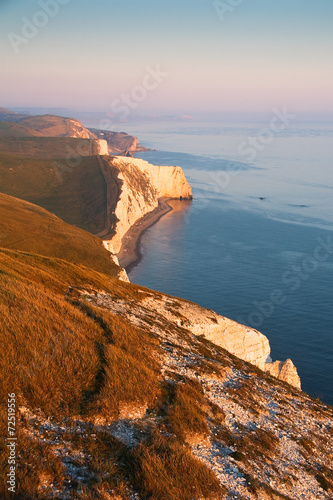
[{"left": 116, "top": 197, "right": 173, "bottom": 271}]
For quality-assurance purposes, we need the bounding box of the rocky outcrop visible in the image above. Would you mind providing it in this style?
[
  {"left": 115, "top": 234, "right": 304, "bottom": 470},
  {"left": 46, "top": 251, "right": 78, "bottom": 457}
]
[
  {"left": 141, "top": 294, "right": 300, "bottom": 388},
  {"left": 81, "top": 288, "right": 301, "bottom": 389},
  {"left": 95, "top": 155, "right": 300, "bottom": 387},
  {"left": 93, "top": 139, "right": 108, "bottom": 156},
  {"left": 264, "top": 359, "right": 301, "bottom": 388},
  {"left": 90, "top": 129, "right": 150, "bottom": 154},
  {"left": 106, "top": 252, "right": 130, "bottom": 282},
  {"left": 101, "top": 156, "right": 192, "bottom": 254}
]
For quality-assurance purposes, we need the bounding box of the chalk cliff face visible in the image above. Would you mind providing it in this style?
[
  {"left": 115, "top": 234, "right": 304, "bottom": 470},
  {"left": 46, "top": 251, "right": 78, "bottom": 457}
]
[
  {"left": 139, "top": 294, "right": 301, "bottom": 388},
  {"left": 102, "top": 156, "right": 192, "bottom": 254},
  {"left": 80, "top": 287, "right": 300, "bottom": 389},
  {"left": 89, "top": 129, "right": 150, "bottom": 154},
  {"left": 93, "top": 139, "right": 108, "bottom": 156},
  {"left": 264, "top": 358, "right": 301, "bottom": 388},
  {"left": 96, "top": 155, "right": 300, "bottom": 388}
]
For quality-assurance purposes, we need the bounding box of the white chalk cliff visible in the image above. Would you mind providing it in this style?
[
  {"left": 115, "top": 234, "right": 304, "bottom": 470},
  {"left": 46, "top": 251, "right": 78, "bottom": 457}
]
[
  {"left": 102, "top": 156, "right": 192, "bottom": 254},
  {"left": 142, "top": 294, "right": 300, "bottom": 388},
  {"left": 94, "top": 139, "right": 108, "bottom": 156},
  {"left": 95, "top": 155, "right": 300, "bottom": 388},
  {"left": 82, "top": 288, "right": 301, "bottom": 389}
]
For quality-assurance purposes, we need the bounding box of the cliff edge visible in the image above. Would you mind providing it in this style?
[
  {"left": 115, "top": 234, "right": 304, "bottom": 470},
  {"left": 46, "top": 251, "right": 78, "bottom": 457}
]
[
  {"left": 88, "top": 288, "right": 300, "bottom": 389},
  {"left": 100, "top": 155, "right": 192, "bottom": 254},
  {"left": 89, "top": 128, "right": 150, "bottom": 154},
  {"left": 96, "top": 155, "right": 300, "bottom": 389}
]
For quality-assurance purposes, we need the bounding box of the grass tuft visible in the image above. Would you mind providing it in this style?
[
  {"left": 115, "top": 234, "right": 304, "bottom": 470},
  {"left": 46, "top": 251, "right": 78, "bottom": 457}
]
[{"left": 129, "top": 431, "right": 225, "bottom": 500}]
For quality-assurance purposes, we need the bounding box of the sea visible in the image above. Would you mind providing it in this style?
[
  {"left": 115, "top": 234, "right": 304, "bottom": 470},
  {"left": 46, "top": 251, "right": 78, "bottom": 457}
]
[{"left": 99, "top": 119, "right": 333, "bottom": 406}]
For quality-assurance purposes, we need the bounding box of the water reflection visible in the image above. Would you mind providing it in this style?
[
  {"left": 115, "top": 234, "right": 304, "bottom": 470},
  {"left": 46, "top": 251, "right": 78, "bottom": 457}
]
[{"left": 129, "top": 199, "right": 192, "bottom": 284}]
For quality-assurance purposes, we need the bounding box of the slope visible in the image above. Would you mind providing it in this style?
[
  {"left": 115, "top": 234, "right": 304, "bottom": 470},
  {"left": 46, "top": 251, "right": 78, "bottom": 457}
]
[
  {"left": 18, "top": 114, "right": 97, "bottom": 139},
  {"left": 0, "top": 192, "right": 122, "bottom": 278},
  {"left": 0, "top": 121, "right": 44, "bottom": 138},
  {"left": 0, "top": 248, "right": 332, "bottom": 500},
  {"left": 0, "top": 136, "right": 103, "bottom": 159},
  {"left": 0, "top": 150, "right": 115, "bottom": 234},
  {"left": 0, "top": 107, "right": 29, "bottom": 123}
]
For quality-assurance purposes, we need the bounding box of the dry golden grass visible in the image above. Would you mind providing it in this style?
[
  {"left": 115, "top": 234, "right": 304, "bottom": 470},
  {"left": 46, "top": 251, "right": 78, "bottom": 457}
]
[
  {"left": 0, "top": 149, "right": 110, "bottom": 234},
  {"left": 0, "top": 249, "right": 163, "bottom": 497},
  {"left": 64, "top": 428, "right": 131, "bottom": 499},
  {"left": 0, "top": 248, "right": 145, "bottom": 300},
  {"left": 0, "top": 245, "right": 227, "bottom": 499},
  {"left": 0, "top": 274, "right": 103, "bottom": 415},
  {"left": 129, "top": 431, "right": 225, "bottom": 500},
  {"left": 0, "top": 193, "right": 120, "bottom": 277},
  {"left": 0, "top": 412, "right": 65, "bottom": 499},
  {"left": 230, "top": 425, "right": 279, "bottom": 465},
  {"left": 158, "top": 378, "right": 209, "bottom": 441},
  {"left": 71, "top": 303, "right": 161, "bottom": 418},
  {"left": 0, "top": 249, "right": 160, "bottom": 420}
]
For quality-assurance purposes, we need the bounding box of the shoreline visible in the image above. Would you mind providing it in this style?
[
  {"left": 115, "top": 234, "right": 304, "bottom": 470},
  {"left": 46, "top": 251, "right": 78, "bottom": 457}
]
[{"left": 116, "top": 197, "right": 173, "bottom": 273}]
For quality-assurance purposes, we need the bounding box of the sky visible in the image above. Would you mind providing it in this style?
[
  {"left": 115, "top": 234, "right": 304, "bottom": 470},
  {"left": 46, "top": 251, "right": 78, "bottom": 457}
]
[{"left": 1, "top": 0, "right": 333, "bottom": 119}]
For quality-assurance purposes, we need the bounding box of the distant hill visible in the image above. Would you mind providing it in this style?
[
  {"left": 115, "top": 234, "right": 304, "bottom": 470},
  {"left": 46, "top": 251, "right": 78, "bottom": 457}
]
[
  {"left": 0, "top": 119, "right": 120, "bottom": 235},
  {"left": 0, "top": 107, "right": 30, "bottom": 122},
  {"left": 0, "top": 192, "right": 121, "bottom": 277},
  {"left": 90, "top": 128, "right": 150, "bottom": 154},
  {"left": 19, "top": 114, "right": 98, "bottom": 139},
  {"left": 0, "top": 107, "right": 149, "bottom": 153},
  {"left": 0, "top": 121, "right": 44, "bottom": 138}
]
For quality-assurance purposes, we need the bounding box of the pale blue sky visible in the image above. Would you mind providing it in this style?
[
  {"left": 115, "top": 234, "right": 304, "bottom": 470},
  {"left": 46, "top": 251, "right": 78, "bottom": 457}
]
[{"left": 1, "top": 0, "right": 332, "bottom": 117}]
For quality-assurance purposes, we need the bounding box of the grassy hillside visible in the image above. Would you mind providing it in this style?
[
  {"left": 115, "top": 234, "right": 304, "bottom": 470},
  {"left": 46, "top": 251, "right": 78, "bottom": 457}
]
[
  {"left": 0, "top": 248, "right": 226, "bottom": 499},
  {"left": 0, "top": 114, "right": 133, "bottom": 239},
  {"left": 0, "top": 193, "right": 120, "bottom": 277},
  {"left": 0, "top": 107, "right": 29, "bottom": 123},
  {"left": 0, "top": 136, "right": 97, "bottom": 159},
  {"left": 0, "top": 121, "right": 44, "bottom": 138},
  {"left": 0, "top": 108, "right": 332, "bottom": 500},
  {"left": 19, "top": 114, "right": 97, "bottom": 139},
  {"left": 0, "top": 150, "right": 114, "bottom": 234},
  {"left": 0, "top": 247, "right": 332, "bottom": 500}
]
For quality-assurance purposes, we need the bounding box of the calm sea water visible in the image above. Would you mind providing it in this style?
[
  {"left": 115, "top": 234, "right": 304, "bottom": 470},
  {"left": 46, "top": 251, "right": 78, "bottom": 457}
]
[{"left": 112, "top": 121, "right": 333, "bottom": 406}]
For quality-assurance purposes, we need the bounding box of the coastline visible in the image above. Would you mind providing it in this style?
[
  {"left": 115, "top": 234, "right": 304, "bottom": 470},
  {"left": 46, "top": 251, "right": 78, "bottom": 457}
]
[{"left": 116, "top": 197, "right": 173, "bottom": 272}]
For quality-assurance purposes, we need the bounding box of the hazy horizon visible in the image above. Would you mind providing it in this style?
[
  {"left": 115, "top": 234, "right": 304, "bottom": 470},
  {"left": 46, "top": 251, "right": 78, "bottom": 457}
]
[
  {"left": 5, "top": 106, "right": 333, "bottom": 124},
  {"left": 1, "top": 0, "right": 333, "bottom": 118}
]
